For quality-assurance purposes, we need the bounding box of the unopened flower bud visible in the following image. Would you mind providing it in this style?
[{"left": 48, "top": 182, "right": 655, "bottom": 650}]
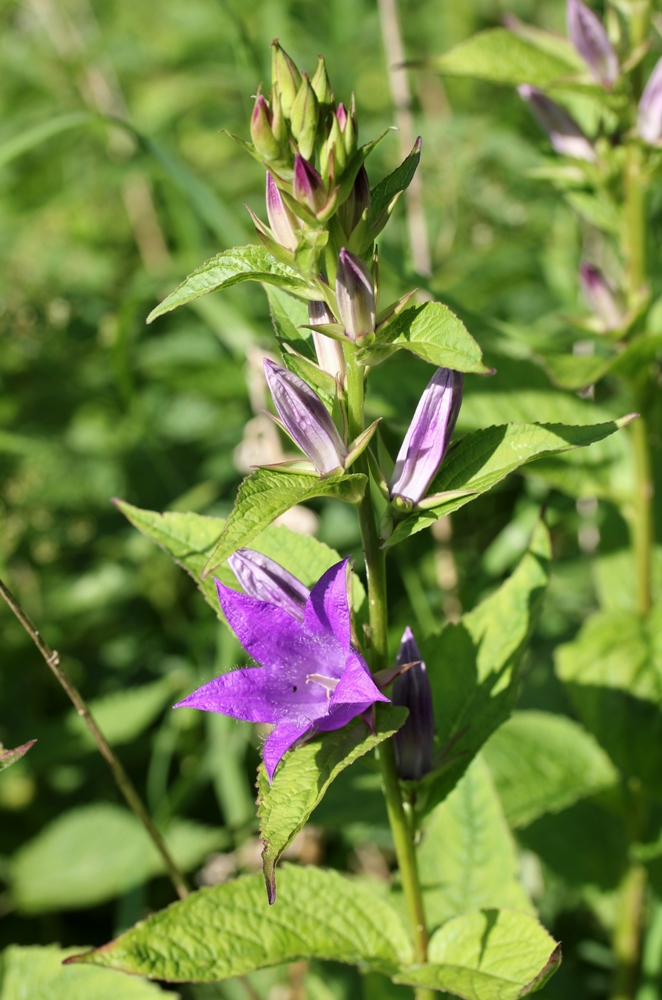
[
  {"left": 264, "top": 359, "right": 346, "bottom": 475},
  {"left": 228, "top": 548, "right": 309, "bottom": 621},
  {"left": 251, "top": 95, "right": 281, "bottom": 162},
  {"left": 320, "top": 113, "right": 346, "bottom": 181},
  {"left": 271, "top": 40, "right": 301, "bottom": 119},
  {"left": 579, "top": 262, "right": 623, "bottom": 330},
  {"left": 393, "top": 627, "right": 435, "bottom": 781},
  {"left": 390, "top": 368, "right": 463, "bottom": 505},
  {"left": 290, "top": 73, "right": 319, "bottom": 161},
  {"left": 518, "top": 85, "right": 596, "bottom": 162},
  {"left": 337, "top": 165, "right": 370, "bottom": 237},
  {"left": 335, "top": 248, "right": 375, "bottom": 342},
  {"left": 638, "top": 56, "right": 662, "bottom": 144},
  {"left": 266, "top": 173, "right": 299, "bottom": 252},
  {"left": 309, "top": 299, "right": 346, "bottom": 381},
  {"left": 270, "top": 85, "right": 288, "bottom": 150},
  {"left": 567, "top": 0, "right": 618, "bottom": 89},
  {"left": 311, "top": 55, "right": 334, "bottom": 109},
  {"left": 292, "top": 153, "right": 327, "bottom": 214}
]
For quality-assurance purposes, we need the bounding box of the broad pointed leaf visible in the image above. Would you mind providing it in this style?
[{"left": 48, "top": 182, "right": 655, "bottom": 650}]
[
  {"left": 0, "top": 945, "right": 167, "bottom": 999},
  {"left": 429, "top": 28, "right": 577, "bottom": 87},
  {"left": 541, "top": 335, "right": 662, "bottom": 391},
  {"left": 258, "top": 706, "right": 407, "bottom": 903},
  {"left": 369, "top": 140, "right": 422, "bottom": 230}
]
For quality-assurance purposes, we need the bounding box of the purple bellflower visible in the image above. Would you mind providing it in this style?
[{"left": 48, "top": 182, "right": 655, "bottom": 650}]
[
  {"left": 638, "top": 56, "right": 662, "bottom": 144},
  {"left": 517, "top": 86, "right": 596, "bottom": 162},
  {"left": 389, "top": 367, "right": 463, "bottom": 506},
  {"left": 567, "top": 0, "right": 618, "bottom": 89},
  {"left": 228, "top": 548, "right": 309, "bottom": 621},
  {"left": 336, "top": 248, "right": 375, "bottom": 343},
  {"left": 175, "top": 560, "right": 388, "bottom": 782},
  {"left": 392, "top": 627, "right": 435, "bottom": 781},
  {"left": 308, "top": 299, "right": 346, "bottom": 381},
  {"left": 579, "top": 262, "right": 623, "bottom": 331},
  {"left": 263, "top": 358, "right": 347, "bottom": 475}
]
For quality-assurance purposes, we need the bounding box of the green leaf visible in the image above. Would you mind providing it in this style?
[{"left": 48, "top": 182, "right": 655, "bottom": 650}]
[
  {"left": 483, "top": 710, "right": 618, "bottom": 829},
  {"left": 556, "top": 607, "right": 662, "bottom": 795},
  {"left": 414, "top": 756, "right": 533, "bottom": 933},
  {"left": 0, "top": 740, "right": 36, "bottom": 773},
  {"left": 66, "top": 865, "right": 413, "bottom": 980},
  {"left": 368, "top": 140, "right": 422, "bottom": 230},
  {"left": 421, "top": 521, "right": 551, "bottom": 812},
  {"left": 0, "top": 113, "right": 96, "bottom": 169},
  {"left": 540, "top": 335, "right": 662, "bottom": 391},
  {"left": 264, "top": 285, "right": 316, "bottom": 361},
  {"left": 394, "top": 909, "right": 561, "bottom": 999},
  {"left": 258, "top": 706, "right": 407, "bottom": 903},
  {"left": 0, "top": 945, "right": 168, "bottom": 1000},
  {"left": 429, "top": 28, "right": 577, "bottom": 86},
  {"left": 202, "top": 469, "right": 367, "bottom": 577},
  {"left": 147, "top": 246, "right": 317, "bottom": 323},
  {"left": 66, "top": 676, "right": 182, "bottom": 750},
  {"left": 386, "top": 416, "right": 633, "bottom": 547},
  {"left": 359, "top": 302, "right": 490, "bottom": 373},
  {"left": 565, "top": 191, "right": 621, "bottom": 236},
  {"left": 9, "top": 804, "right": 224, "bottom": 913}
]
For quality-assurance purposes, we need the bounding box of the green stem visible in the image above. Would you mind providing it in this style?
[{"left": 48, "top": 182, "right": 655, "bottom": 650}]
[
  {"left": 631, "top": 412, "right": 654, "bottom": 617},
  {"left": 623, "top": 144, "right": 648, "bottom": 310},
  {"left": 345, "top": 346, "right": 431, "bottom": 985},
  {"left": 629, "top": 0, "right": 652, "bottom": 98},
  {"left": 611, "top": 864, "right": 648, "bottom": 1000}
]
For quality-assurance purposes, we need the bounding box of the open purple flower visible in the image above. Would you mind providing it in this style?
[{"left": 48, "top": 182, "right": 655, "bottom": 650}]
[{"left": 175, "top": 560, "right": 388, "bottom": 782}]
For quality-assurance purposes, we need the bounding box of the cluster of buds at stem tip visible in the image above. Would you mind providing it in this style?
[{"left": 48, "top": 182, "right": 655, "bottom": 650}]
[
  {"left": 566, "top": 0, "right": 618, "bottom": 89},
  {"left": 389, "top": 367, "right": 463, "bottom": 508},
  {"left": 579, "top": 262, "right": 624, "bottom": 331},
  {"left": 292, "top": 154, "right": 337, "bottom": 220},
  {"left": 320, "top": 99, "right": 358, "bottom": 183},
  {"left": 638, "top": 57, "right": 662, "bottom": 145},
  {"left": 308, "top": 299, "right": 346, "bottom": 381},
  {"left": 335, "top": 248, "right": 375, "bottom": 343},
  {"left": 228, "top": 548, "right": 309, "bottom": 622},
  {"left": 392, "top": 627, "right": 435, "bottom": 782},
  {"left": 517, "top": 86, "right": 596, "bottom": 163}
]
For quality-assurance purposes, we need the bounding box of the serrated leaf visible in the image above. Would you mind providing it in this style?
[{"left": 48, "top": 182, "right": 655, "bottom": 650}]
[
  {"left": 147, "top": 246, "right": 317, "bottom": 323},
  {"left": 202, "top": 469, "right": 367, "bottom": 576},
  {"left": 359, "top": 302, "right": 490, "bottom": 373},
  {"left": 258, "top": 705, "right": 407, "bottom": 903},
  {"left": 386, "top": 416, "right": 633, "bottom": 547},
  {"left": 483, "top": 711, "right": 618, "bottom": 829},
  {"left": 0, "top": 740, "right": 36, "bottom": 773},
  {"left": 66, "top": 865, "right": 413, "bottom": 980},
  {"left": 415, "top": 756, "right": 533, "bottom": 932},
  {"left": 394, "top": 909, "right": 561, "bottom": 999},
  {"left": 0, "top": 945, "right": 169, "bottom": 1000},
  {"left": 429, "top": 28, "right": 577, "bottom": 86},
  {"left": 9, "top": 804, "right": 224, "bottom": 913},
  {"left": 420, "top": 521, "right": 551, "bottom": 813},
  {"left": 368, "top": 140, "right": 421, "bottom": 230}
]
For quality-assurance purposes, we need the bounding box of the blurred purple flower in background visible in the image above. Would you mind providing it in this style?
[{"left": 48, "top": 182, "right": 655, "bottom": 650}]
[
  {"left": 567, "top": 0, "right": 618, "bottom": 88},
  {"left": 517, "top": 86, "right": 596, "bottom": 162},
  {"left": 579, "top": 262, "right": 624, "bottom": 330},
  {"left": 638, "top": 56, "right": 662, "bottom": 144}
]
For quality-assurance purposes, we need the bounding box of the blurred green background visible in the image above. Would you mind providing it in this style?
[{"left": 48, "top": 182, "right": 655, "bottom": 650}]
[{"left": 1, "top": 0, "right": 658, "bottom": 996}]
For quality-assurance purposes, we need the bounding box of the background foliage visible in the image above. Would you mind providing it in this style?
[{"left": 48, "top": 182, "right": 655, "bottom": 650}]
[{"left": 1, "top": 0, "right": 660, "bottom": 997}]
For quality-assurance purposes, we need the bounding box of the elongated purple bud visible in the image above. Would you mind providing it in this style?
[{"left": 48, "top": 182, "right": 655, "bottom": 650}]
[
  {"left": 638, "top": 56, "right": 662, "bottom": 144},
  {"left": 390, "top": 368, "right": 463, "bottom": 505},
  {"left": 567, "top": 0, "right": 618, "bottom": 88},
  {"left": 518, "top": 86, "right": 596, "bottom": 162},
  {"left": 308, "top": 299, "right": 346, "bottom": 380},
  {"left": 251, "top": 95, "right": 281, "bottom": 162},
  {"left": 263, "top": 359, "right": 346, "bottom": 474},
  {"left": 335, "top": 248, "right": 375, "bottom": 343},
  {"left": 266, "top": 173, "right": 299, "bottom": 251},
  {"left": 393, "top": 627, "right": 435, "bottom": 781},
  {"left": 228, "top": 548, "right": 309, "bottom": 621},
  {"left": 292, "top": 153, "right": 326, "bottom": 215},
  {"left": 579, "top": 262, "right": 623, "bottom": 330}
]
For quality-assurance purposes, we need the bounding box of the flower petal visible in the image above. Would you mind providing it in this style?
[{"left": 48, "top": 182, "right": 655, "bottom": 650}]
[
  {"left": 329, "top": 651, "right": 389, "bottom": 710},
  {"left": 263, "top": 720, "right": 311, "bottom": 782},
  {"left": 303, "top": 558, "right": 351, "bottom": 652},
  {"left": 174, "top": 667, "right": 327, "bottom": 725}
]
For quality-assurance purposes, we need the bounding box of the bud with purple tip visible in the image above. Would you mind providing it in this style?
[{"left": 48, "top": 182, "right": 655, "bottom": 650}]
[
  {"left": 228, "top": 548, "right": 309, "bottom": 621},
  {"left": 335, "top": 248, "right": 375, "bottom": 343},
  {"left": 638, "top": 56, "right": 662, "bottom": 145},
  {"left": 389, "top": 368, "right": 463, "bottom": 506},
  {"left": 579, "top": 262, "right": 623, "bottom": 331},
  {"left": 266, "top": 173, "right": 299, "bottom": 252},
  {"left": 518, "top": 86, "right": 596, "bottom": 162},
  {"left": 251, "top": 95, "right": 282, "bottom": 162},
  {"left": 392, "top": 627, "right": 435, "bottom": 781},
  {"left": 271, "top": 40, "right": 301, "bottom": 119},
  {"left": 263, "top": 359, "right": 347, "bottom": 475},
  {"left": 292, "top": 154, "right": 327, "bottom": 215},
  {"left": 567, "top": 0, "right": 618, "bottom": 89},
  {"left": 308, "top": 299, "right": 346, "bottom": 381}
]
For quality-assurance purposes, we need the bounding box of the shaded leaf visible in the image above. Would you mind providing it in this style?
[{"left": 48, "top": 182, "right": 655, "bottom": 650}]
[
  {"left": 0, "top": 740, "right": 36, "bottom": 773},
  {"left": 429, "top": 28, "right": 577, "bottom": 87}
]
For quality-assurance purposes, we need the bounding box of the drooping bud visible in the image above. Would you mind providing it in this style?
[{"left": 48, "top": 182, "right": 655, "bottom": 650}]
[
  {"left": 566, "top": 0, "right": 618, "bottom": 89},
  {"left": 263, "top": 359, "right": 347, "bottom": 475},
  {"left": 308, "top": 299, "right": 346, "bottom": 381},
  {"left": 389, "top": 368, "right": 463, "bottom": 505},
  {"left": 638, "top": 56, "right": 662, "bottom": 145},
  {"left": 250, "top": 95, "right": 281, "bottom": 162},
  {"left": 228, "top": 548, "right": 309, "bottom": 621},
  {"left": 579, "top": 262, "right": 623, "bottom": 331},
  {"left": 392, "top": 627, "right": 435, "bottom": 782},
  {"left": 290, "top": 73, "right": 319, "bottom": 161},
  {"left": 518, "top": 86, "right": 596, "bottom": 162},
  {"left": 311, "top": 55, "right": 334, "bottom": 110},
  {"left": 266, "top": 173, "right": 299, "bottom": 252},
  {"left": 271, "top": 40, "right": 301, "bottom": 119},
  {"left": 337, "top": 165, "right": 370, "bottom": 237},
  {"left": 335, "top": 248, "right": 375, "bottom": 343},
  {"left": 292, "top": 153, "right": 327, "bottom": 215}
]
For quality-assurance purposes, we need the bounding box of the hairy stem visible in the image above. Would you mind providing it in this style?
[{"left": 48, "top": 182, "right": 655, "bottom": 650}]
[
  {"left": 0, "top": 577, "right": 189, "bottom": 901},
  {"left": 345, "top": 347, "right": 431, "bottom": 982}
]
